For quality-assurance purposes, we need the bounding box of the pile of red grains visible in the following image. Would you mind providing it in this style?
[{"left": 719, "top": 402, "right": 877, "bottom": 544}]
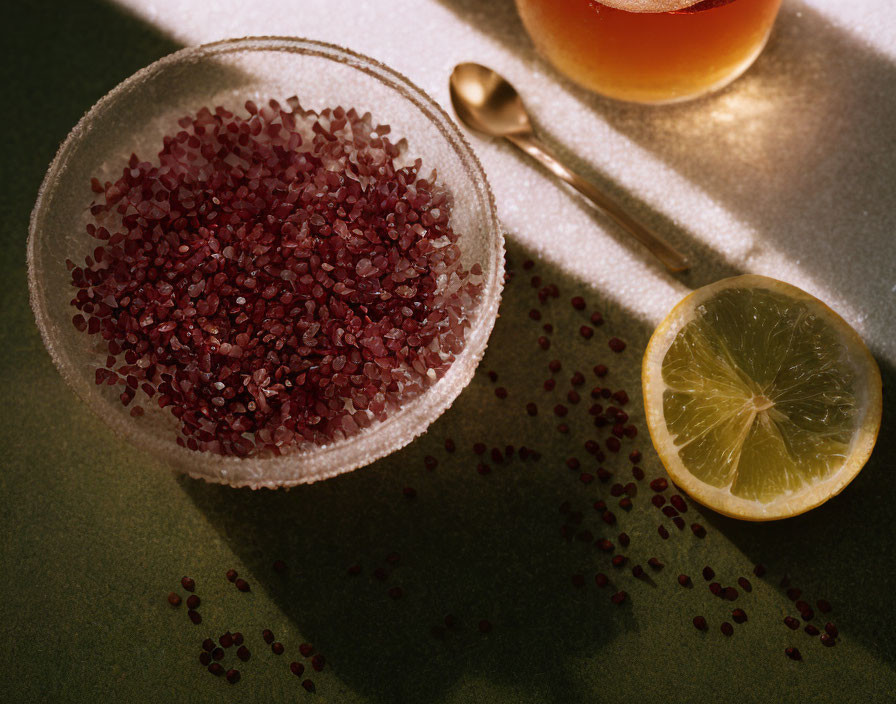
[{"left": 70, "top": 98, "right": 481, "bottom": 455}]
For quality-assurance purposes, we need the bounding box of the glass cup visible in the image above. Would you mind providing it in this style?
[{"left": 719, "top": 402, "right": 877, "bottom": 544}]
[{"left": 515, "top": 0, "right": 783, "bottom": 104}]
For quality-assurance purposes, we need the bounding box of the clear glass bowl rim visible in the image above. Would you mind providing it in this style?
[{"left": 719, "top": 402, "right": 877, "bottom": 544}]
[{"left": 27, "top": 36, "right": 504, "bottom": 488}]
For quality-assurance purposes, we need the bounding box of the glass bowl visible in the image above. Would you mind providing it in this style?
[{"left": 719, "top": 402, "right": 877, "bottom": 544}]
[{"left": 28, "top": 37, "right": 503, "bottom": 488}]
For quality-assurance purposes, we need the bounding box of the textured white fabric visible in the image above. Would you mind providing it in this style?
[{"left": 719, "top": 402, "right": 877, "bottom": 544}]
[{"left": 114, "top": 0, "right": 896, "bottom": 364}]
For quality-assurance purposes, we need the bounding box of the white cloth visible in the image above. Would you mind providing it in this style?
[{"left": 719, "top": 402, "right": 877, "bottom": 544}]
[{"left": 115, "top": 0, "right": 896, "bottom": 363}]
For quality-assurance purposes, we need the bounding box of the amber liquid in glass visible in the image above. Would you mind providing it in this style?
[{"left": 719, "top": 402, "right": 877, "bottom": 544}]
[{"left": 515, "top": 0, "right": 783, "bottom": 103}]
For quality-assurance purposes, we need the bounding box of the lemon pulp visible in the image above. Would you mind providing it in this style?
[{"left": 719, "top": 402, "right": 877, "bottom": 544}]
[{"left": 660, "top": 286, "right": 866, "bottom": 504}]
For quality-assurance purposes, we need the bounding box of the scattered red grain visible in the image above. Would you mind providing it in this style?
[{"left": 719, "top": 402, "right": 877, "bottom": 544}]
[
  {"left": 186, "top": 595, "right": 200, "bottom": 609},
  {"left": 181, "top": 576, "right": 195, "bottom": 592},
  {"left": 720, "top": 622, "right": 734, "bottom": 636},
  {"left": 670, "top": 495, "right": 687, "bottom": 512},
  {"left": 785, "top": 647, "right": 802, "bottom": 661},
  {"left": 825, "top": 622, "right": 838, "bottom": 638},
  {"left": 167, "top": 592, "right": 181, "bottom": 607},
  {"left": 693, "top": 616, "right": 708, "bottom": 631},
  {"left": 610, "top": 591, "right": 627, "bottom": 605},
  {"left": 608, "top": 338, "right": 626, "bottom": 352}
]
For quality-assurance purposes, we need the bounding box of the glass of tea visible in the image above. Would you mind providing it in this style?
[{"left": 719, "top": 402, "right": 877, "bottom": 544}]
[{"left": 515, "top": 0, "right": 783, "bottom": 104}]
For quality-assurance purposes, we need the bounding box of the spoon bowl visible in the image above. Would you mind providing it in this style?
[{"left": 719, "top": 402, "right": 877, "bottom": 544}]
[{"left": 449, "top": 63, "right": 533, "bottom": 138}]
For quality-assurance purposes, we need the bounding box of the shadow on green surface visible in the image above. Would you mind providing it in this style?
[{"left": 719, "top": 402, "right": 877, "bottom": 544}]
[
  {"left": 181, "top": 239, "right": 646, "bottom": 703},
  {"left": 183, "top": 235, "right": 896, "bottom": 704}
]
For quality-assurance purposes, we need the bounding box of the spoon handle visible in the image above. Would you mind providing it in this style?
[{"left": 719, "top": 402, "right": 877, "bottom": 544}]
[{"left": 506, "top": 133, "right": 689, "bottom": 273}]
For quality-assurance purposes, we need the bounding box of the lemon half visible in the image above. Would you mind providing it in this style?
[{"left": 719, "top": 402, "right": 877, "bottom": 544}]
[{"left": 642, "top": 275, "right": 882, "bottom": 521}]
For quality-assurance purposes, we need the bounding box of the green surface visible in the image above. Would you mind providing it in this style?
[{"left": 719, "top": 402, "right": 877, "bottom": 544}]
[{"left": 2, "top": 2, "right": 895, "bottom": 702}]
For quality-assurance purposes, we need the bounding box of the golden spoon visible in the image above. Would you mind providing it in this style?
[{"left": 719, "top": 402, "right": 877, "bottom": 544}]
[{"left": 449, "top": 62, "right": 689, "bottom": 273}]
